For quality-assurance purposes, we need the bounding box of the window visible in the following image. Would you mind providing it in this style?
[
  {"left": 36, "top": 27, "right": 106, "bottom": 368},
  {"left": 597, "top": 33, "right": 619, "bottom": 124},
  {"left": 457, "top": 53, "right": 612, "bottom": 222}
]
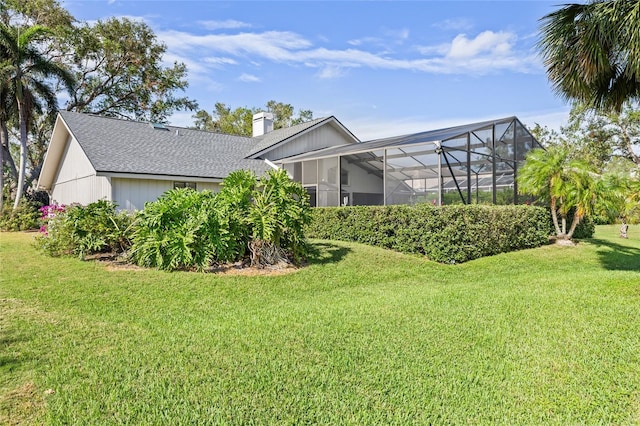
[
  {"left": 341, "top": 168, "right": 349, "bottom": 186},
  {"left": 174, "top": 181, "right": 197, "bottom": 190}
]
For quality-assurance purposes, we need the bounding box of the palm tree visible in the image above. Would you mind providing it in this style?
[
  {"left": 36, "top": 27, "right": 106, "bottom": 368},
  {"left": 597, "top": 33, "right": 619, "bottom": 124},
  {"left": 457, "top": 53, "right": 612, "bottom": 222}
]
[
  {"left": 518, "top": 146, "right": 598, "bottom": 241},
  {"left": 539, "top": 0, "right": 640, "bottom": 112},
  {"left": 0, "top": 23, "right": 74, "bottom": 209}
]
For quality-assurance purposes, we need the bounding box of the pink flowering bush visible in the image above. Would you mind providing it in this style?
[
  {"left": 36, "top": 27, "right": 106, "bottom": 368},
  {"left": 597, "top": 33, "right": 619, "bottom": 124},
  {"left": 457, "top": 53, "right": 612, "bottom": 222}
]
[
  {"left": 34, "top": 200, "right": 133, "bottom": 258},
  {"left": 38, "top": 204, "right": 66, "bottom": 235}
]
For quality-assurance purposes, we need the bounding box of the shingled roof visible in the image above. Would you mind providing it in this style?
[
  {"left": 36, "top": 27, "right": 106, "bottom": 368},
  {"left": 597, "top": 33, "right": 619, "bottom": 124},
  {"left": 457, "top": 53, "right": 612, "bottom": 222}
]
[{"left": 58, "top": 111, "right": 273, "bottom": 179}]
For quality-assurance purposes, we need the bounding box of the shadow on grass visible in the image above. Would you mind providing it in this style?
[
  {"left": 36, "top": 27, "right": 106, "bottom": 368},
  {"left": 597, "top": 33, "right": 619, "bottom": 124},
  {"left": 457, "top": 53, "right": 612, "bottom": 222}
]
[
  {"left": 0, "top": 332, "right": 27, "bottom": 372},
  {"left": 588, "top": 238, "right": 640, "bottom": 272},
  {"left": 307, "top": 241, "right": 351, "bottom": 266}
]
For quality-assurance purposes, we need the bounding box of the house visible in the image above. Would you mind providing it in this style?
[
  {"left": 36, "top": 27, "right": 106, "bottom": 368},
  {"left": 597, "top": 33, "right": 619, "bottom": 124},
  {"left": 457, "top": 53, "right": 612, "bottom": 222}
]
[
  {"left": 38, "top": 111, "right": 358, "bottom": 210},
  {"left": 38, "top": 111, "right": 541, "bottom": 209}
]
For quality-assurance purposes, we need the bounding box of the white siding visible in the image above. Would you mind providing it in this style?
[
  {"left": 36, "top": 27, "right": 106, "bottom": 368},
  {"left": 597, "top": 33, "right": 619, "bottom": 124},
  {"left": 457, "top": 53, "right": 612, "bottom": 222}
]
[
  {"left": 50, "top": 175, "right": 111, "bottom": 206},
  {"left": 112, "top": 178, "right": 221, "bottom": 211},
  {"left": 342, "top": 160, "right": 384, "bottom": 194},
  {"left": 264, "top": 125, "right": 352, "bottom": 161},
  {"left": 54, "top": 135, "right": 95, "bottom": 182},
  {"left": 49, "top": 135, "right": 111, "bottom": 205}
]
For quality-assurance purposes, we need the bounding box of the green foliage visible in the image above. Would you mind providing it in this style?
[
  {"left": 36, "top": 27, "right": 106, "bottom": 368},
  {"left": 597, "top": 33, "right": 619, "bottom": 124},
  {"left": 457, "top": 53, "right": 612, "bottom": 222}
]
[
  {"left": 129, "top": 170, "right": 312, "bottom": 271},
  {"left": 249, "top": 169, "right": 312, "bottom": 265},
  {"left": 306, "top": 204, "right": 550, "bottom": 263},
  {"left": 60, "top": 17, "right": 197, "bottom": 122},
  {"left": 34, "top": 200, "right": 133, "bottom": 258},
  {"left": 518, "top": 146, "right": 599, "bottom": 240},
  {"left": 129, "top": 188, "right": 223, "bottom": 271},
  {"left": 191, "top": 100, "right": 314, "bottom": 136},
  {"left": 539, "top": 0, "right": 640, "bottom": 112},
  {"left": 0, "top": 198, "right": 40, "bottom": 231}
]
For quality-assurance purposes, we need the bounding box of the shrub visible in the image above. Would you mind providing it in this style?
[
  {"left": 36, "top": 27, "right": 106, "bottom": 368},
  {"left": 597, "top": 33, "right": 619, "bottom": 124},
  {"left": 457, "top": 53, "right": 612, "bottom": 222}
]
[
  {"left": 34, "top": 200, "right": 133, "bottom": 258},
  {"left": 129, "top": 170, "right": 312, "bottom": 271},
  {"left": 306, "top": 204, "right": 550, "bottom": 263},
  {"left": 248, "top": 169, "right": 311, "bottom": 267},
  {"left": 0, "top": 198, "right": 41, "bottom": 231},
  {"left": 129, "top": 188, "right": 223, "bottom": 271}
]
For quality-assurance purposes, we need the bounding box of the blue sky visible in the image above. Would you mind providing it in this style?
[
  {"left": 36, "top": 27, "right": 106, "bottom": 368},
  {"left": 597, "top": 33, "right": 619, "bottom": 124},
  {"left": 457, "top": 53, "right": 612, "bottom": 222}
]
[{"left": 62, "top": 1, "right": 573, "bottom": 140}]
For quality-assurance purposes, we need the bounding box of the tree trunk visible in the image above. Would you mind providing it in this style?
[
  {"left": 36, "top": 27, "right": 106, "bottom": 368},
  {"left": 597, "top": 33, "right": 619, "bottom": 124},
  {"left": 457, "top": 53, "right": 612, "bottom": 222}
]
[
  {"left": 13, "top": 101, "right": 27, "bottom": 210},
  {"left": 0, "top": 120, "right": 3, "bottom": 212},
  {"left": 550, "top": 197, "right": 561, "bottom": 236},
  {"left": 1, "top": 124, "right": 19, "bottom": 181},
  {"left": 566, "top": 213, "right": 582, "bottom": 240},
  {"left": 560, "top": 216, "right": 567, "bottom": 238},
  {"left": 0, "top": 121, "right": 19, "bottom": 209}
]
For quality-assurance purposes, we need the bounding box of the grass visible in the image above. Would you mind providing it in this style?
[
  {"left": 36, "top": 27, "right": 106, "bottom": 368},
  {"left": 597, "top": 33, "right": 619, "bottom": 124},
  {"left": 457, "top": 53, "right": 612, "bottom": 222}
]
[{"left": 1, "top": 225, "right": 640, "bottom": 424}]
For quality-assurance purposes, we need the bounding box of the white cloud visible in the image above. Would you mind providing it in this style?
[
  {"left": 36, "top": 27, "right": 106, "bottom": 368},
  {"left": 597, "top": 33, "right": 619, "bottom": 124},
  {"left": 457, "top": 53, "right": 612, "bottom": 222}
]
[
  {"left": 203, "top": 57, "right": 238, "bottom": 67},
  {"left": 432, "top": 18, "right": 474, "bottom": 32},
  {"left": 317, "top": 65, "right": 346, "bottom": 79},
  {"left": 238, "top": 73, "right": 261, "bottom": 83},
  {"left": 155, "top": 28, "right": 540, "bottom": 81},
  {"left": 447, "top": 31, "right": 514, "bottom": 59},
  {"left": 198, "top": 19, "right": 252, "bottom": 30},
  {"left": 384, "top": 28, "right": 410, "bottom": 42}
]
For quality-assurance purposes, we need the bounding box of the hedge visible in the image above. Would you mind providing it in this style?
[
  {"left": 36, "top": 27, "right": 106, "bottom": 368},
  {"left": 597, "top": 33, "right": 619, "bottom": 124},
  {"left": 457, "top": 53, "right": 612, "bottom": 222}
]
[{"left": 306, "top": 204, "right": 551, "bottom": 263}]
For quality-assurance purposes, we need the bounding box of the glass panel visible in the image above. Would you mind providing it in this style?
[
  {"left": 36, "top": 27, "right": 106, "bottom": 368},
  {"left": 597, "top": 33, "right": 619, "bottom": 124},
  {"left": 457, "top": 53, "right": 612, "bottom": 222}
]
[
  {"left": 468, "top": 153, "right": 493, "bottom": 204},
  {"left": 302, "top": 160, "right": 317, "bottom": 185},
  {"left": 442, "top": 135, "right": 467, "bottom": 149},
  {"left": 515, "top": 121, "right": 535, "bottom": 161},
  {"left": 495, "top": 161, "right": 515, "bottom": 204},
  {"left": 400, "top": 143, "right": 438, "bottom": 155},
  {"left": 495, "top": 122, "right": 515, "bottom": 162},
  {"left": 472, "top": 127, "right": 493, "bottom": 147},
  {"left": 283, "top": 162, "right": 302, "bottom": 182},
  {"left": 494, "top": 122, "right": 511, "bottom": 142},
  {"left": 340, "top": 151, "right": 384, "bottom": 206},
  {"left": 305, "top": 186, "right": 317, "bottom": 207},
  {"left": 385, "top": 148, "right": 438, "bottom": 205},
  {"left": 318, "top": 157, "right": 339, "bottom": 207}
]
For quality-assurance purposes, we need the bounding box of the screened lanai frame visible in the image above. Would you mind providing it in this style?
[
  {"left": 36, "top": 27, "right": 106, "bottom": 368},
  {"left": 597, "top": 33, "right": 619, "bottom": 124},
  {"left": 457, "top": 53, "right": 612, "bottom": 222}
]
[{"left": 280, "top": 117, "right": 542, "bottom": 207}]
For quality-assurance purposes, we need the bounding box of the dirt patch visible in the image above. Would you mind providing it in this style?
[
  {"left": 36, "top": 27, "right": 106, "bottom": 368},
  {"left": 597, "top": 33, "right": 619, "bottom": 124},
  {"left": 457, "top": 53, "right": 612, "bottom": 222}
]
[
  {"left": 0, "top": 382, "right": 45, "bottom": 426},
  {"left": 98, "top": 258, "right": 299, "bottom": 276},
  {"left": 208, "top": 261, "right": 299, "bottom": 276}
]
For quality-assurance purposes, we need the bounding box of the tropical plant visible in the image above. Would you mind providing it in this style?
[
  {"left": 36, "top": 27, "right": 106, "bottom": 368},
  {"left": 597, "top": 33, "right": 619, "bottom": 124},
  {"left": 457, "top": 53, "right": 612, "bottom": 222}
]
[
  {"left": 539, "top": 0, "right": 640, "bottom": 112},
  {"left": 517, "top": 146, "right": 598, "bottom": 241},
  {"left": 595, "top": 159, "right": 640, "bottom": 226},
  {"left": 129, "top": 188, "right": 220, "bottom": 271},
  {"left": 0, "top": 23, "right": 74, "bottom": 209},
  {"left": 248, "top": 168, "right": 311, "bottom": 267},
  {"left": 34, "top": 200, "right": 134, "bottom": 258}
]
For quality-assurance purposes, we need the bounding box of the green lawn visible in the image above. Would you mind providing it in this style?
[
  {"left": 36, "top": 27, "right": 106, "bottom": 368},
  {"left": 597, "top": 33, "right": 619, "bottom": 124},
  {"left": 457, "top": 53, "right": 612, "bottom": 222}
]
[{"left": 1, "top": 226, "right": 640, "bottom": 424}]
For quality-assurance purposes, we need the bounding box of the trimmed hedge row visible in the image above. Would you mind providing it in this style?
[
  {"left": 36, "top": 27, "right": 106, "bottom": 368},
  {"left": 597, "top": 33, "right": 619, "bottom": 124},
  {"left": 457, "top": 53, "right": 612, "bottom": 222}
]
[{"left": 306, "top": 204, "right": 551, "bottom": 263}]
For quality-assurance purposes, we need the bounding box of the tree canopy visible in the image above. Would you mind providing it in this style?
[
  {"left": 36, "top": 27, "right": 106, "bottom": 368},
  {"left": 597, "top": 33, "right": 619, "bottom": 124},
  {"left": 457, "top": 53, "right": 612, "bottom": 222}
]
[
  {"left": 192, "top": 101, "right": 314, "bottom": 136},
  {"left": 539, "top": 0, "right": 640, "bottom": 112}
]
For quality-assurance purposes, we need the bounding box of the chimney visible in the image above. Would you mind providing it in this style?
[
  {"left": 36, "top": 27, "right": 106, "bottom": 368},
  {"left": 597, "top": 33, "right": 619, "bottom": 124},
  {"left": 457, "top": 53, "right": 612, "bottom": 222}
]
[{"left": 252, "top": 112, "right": 274, "bottom": 137}]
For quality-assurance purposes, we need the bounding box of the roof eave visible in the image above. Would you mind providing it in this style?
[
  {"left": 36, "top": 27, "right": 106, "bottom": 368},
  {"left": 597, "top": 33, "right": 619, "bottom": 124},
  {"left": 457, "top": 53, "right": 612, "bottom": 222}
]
[{"left": 247, "top": 116, "right": 360, "bottom": 159}]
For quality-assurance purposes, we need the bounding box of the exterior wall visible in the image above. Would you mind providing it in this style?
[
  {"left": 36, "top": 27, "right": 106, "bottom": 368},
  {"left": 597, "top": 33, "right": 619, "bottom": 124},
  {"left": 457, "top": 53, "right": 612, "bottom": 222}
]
[
  {"left": 112, "top": 178, "right": 221, "bottom": 211},
  {"left": 341, "top": 159, "right": 384, "bottom": 195},
  {"left": 49, "top": 135, "right": 111, "bottom": 205},
  {"left": 50, "top": 175, "right": 111, "bottom": 206},
  {"left": 264, "top": 125, "right": 353, "bottom": 161}
]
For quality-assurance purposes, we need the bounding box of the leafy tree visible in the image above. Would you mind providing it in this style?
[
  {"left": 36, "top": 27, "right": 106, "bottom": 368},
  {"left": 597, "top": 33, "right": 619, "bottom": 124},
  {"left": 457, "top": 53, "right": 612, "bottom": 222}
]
[
  {"left": 539, "top": 0, "right": 640, "bottom": 112},
  {"left": 529, "top": 102, "right": 640, "bottom": 168},
  {"left": 0, "top": 23, "right": 73, "bottom": 209},
  {"left": 192, "top": 100, "right": 313, "bottom": 136},
  {"left": 59, "top": 17, "right": 197, "bottom": 122},
  {"left": 518, "top": 146, "right": 598, "bottom": 241},
  {"left": 594, "top": 158, "right": 640, "bottom": 226},
  {"left": 0, "top": 0, "right": 73, "bottom": 28}
]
